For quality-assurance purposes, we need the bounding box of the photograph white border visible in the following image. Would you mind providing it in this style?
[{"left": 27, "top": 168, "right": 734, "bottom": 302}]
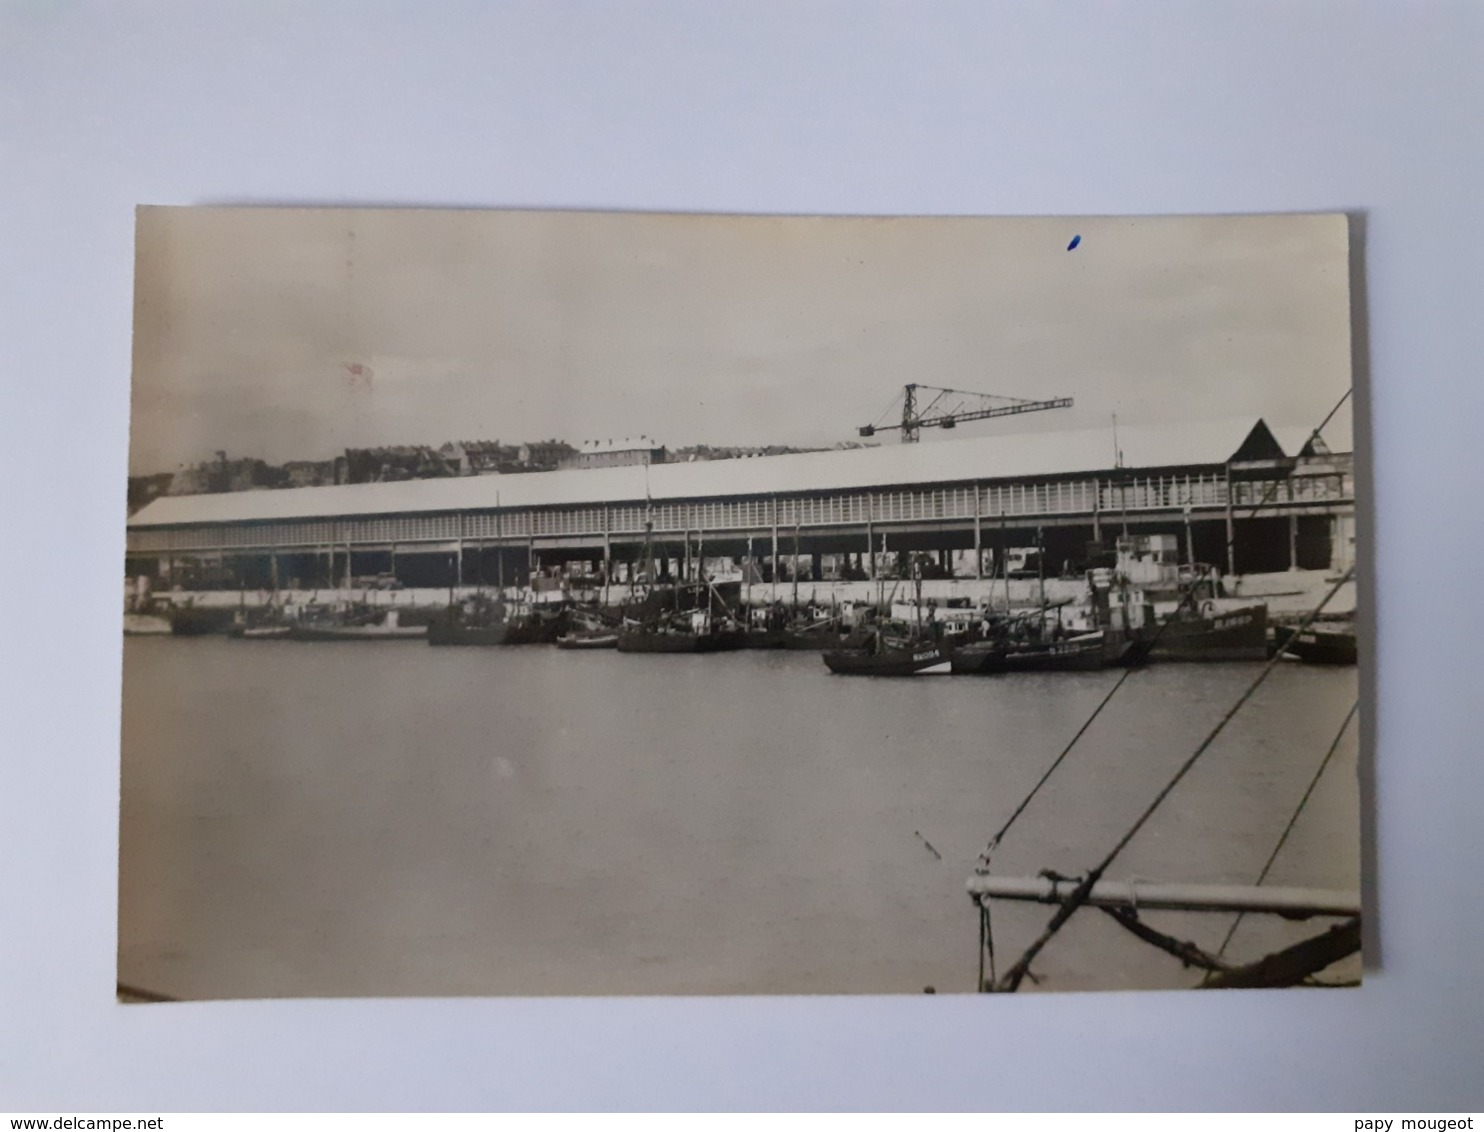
[{"left": 1, "top": 0, "right": 1480, "bottom": 1111}]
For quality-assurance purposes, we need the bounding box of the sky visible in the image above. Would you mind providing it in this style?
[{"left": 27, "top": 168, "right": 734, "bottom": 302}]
[{"left": 128, "top": 208, "right": 1354, "bottom": 475}]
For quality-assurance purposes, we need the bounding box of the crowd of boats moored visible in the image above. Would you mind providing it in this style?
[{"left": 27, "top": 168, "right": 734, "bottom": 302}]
[{"left": 123, "top": 566, "right": 1356, "bottom": 677}]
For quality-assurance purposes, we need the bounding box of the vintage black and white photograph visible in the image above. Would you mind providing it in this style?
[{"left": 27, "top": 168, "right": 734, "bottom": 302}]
[{"left": 119, "top": 207, "right": 1360, "bottom": 1000}]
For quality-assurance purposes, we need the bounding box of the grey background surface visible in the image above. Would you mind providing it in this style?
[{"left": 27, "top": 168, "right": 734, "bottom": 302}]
[{"left": 1, "top": 0, "right": 1481, "bottom": 1111}]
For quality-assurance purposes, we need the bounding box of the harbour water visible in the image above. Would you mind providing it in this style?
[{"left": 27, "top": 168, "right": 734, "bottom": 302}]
[{"left": 118, "top": 638, "right": 1360, "bottom": 999}]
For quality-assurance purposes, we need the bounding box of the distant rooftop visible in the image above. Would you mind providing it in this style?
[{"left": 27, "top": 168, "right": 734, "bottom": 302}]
[{"left": 572, "top": 437, "right": 665, "bottom": 454}]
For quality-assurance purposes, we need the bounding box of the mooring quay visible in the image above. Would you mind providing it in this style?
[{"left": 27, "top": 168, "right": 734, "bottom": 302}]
[{"left": 125, "top": 419, "right": 1354, "bottom": 590}]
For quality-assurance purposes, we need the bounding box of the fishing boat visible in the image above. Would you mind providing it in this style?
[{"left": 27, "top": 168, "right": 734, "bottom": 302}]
[
  {"left": 616, "top": 607, "right": 747, "bottom": 653},
  {"left": 122, "top": 609, "right": 172, "bottom": 636},
  {"left": 741, "top": 602, "right": 872, "bottom": 650},
  {"left": 822, "top": 570, "right": 950, "bottom": 675},
  {"left": 741, "top": 604, "right": 793, "bottom": 648},
  {"left": 427, "top": 593, "right": 510, "bottom": 646},
  {"left": 428, "top": 619, "right": 508, "bottom": 646},
  {"left": 238, "top": 624, "right": 294, "bottom": 640},
  {"left": 1270, "top": 622, "right": 1358, "bottom": 665},
  {"left": 502, "top": 600, "right": 568, "bottom": 644},
  {"left": 951, "top": 628, "right": 1113, "bottom": 674},
  {"left": 950, "top": 565, "right": 1122, "bottom": 674},
  {"left": 616, "top": 567, "right": 747, "bottom": 653},
  {"left": 166, "top": 604, "right": 238, "bottom": 636},
  {"left": 822, "top": 628, "right": 951, "bottom": 676},
  {"left": 556, "top": 605, "right": 620, "bottom": 649},
  {"left": 288, "top": 606, "right": 426, "bottom": 641},
  {"left": 556, "top": 629, "right": 620, "bottom": 650},
  {"left": 1099, "top": 539, "right": 1268, "bottom": 662},
  {"left": 223, "top": 601, "right": 296, "bottom": 639},
  {"left": 1139, "top": 600, "right": 1269, "bottom": 662}
]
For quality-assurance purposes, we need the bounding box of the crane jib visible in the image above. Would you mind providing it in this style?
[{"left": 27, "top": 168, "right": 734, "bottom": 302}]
[{"left": 860, "top": 384, "right": 1073, "bottom": 442}]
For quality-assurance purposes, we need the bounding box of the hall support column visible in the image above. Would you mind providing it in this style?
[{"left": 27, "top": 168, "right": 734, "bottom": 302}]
[
  {"left": 1224, "top": 464, "right": 1237, "bottom": 577},
  {"left": 602, "top": 505, "right": 612, "bottom": 586},
  {"left": 770, "top": 495, "right": 780, "bottom": 599},
  {"left": 791, "top": 524, "right": 800, "bottom": 605},
  {"left": 455, "top": 512, "right": 464, "bottom": 589},
  {"left": 974, "top": 483, "right": 983, "bottom": 579},
  {"left": 1092, "top": 477, "right": 1102, "bottom": 544}
]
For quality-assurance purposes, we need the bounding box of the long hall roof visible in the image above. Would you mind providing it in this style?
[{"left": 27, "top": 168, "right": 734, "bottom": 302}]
[{"left": 130, "top": 417, "right": 1309, "bottom": 528}]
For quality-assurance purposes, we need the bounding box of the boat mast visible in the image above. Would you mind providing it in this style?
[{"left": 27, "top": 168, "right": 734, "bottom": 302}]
[
  {"left": 639, "top": 493, "right": 654, "bottom": 601},
  {"left": 495, "top": 491, "right": 504, "bottom": 595},
  {"left": 1000, "top": 515, "right": 1011, "bottom": 614},
  {"left": 914, "top": 560, "right": 923, "bottom": 635},
  {"left": 1037, "top": 526, "right": 1047, "bottom": 623},
  {"left": 746, "top": 535, "right": 754, "bottom": 610},
  {"left": 878, "top": 531, "right": 888, "bottom": 612},
  {"left": 792, "top": 523, "right": 800, "bottom": 610}
]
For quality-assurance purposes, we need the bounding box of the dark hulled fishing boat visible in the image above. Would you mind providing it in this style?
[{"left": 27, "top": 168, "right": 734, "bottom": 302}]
[
  {"left": 501, "top": 606, "right": 567, "bottom": 644},
  {"left": 288, "top": 606, "right": 426, "bottom": 641},
  {"left": 556, "top": 605, "right": 620, "bottom": 649},
  {"left": 428, "top": 620, "right": 509, "bottom": 646},
  {"left": 225, "top": 600, "right": 296, "bottom": 639},
  {"left": 228, "top": 606, "right": 294, "bottom": 639},
  {"left": 426, "top": 591, "right": 569, "bottom": 645},
  {"left": 950, "top": 629, "right": 1113, "bottom": 674},
  {"left": 822, "top": 571, "right": 952, "bottom": 675},
  {"left": 822, "top": 625, "right": 951, "bottom": 675},
  {"left": 427, "top": 593, "right": 510, "bottom": 646},
  {"left": 741, "top": 605, "right": 793, "bottom": 649},
  {"left": 167, "top": 605, "right": 238, "bottom": 636},
  {"left": 1270, "top": 622, "right": 1358, "bottom": 665},
  {"left": 1139, "top": 602, "right": 1268, "bottom": 662},
  {"left": 616, "top": 608, "right": 747, "bottom": 653},
  {"left": 1098, "top": 540, "right": 1269, "bottom": 662},
  {"left": 740, "top": 603, "right": 872, "bottom": 650},
  {"left": 617, "top": 567, "right": 747, "bottom": 653}
]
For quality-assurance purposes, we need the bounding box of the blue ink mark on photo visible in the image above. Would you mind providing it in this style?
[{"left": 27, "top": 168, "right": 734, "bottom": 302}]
[{"left": 1066, "top": 234, "right": 1082, "bottom": 251}]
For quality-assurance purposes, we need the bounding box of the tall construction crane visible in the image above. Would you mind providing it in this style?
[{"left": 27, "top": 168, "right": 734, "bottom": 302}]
[{"left": 859, "top": 384, "right": 1073, "bottom": 443}]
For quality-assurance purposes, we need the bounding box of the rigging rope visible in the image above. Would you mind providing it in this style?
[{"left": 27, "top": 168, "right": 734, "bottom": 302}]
[
  {"left": 981, "top": 894, "right": 997, "bottom": 988},
  {"left": 980, "top": 667, "right": 1139, "bottom": 861},
  {"left": 991, "top": 565, "right": 1355, "bottom": 992},
  {"left": 1213, "top": 698, "right": 1360, "bottom": 961},
  {"left": 978, "top": 564, "right": 1218, "bottom": 862}
]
